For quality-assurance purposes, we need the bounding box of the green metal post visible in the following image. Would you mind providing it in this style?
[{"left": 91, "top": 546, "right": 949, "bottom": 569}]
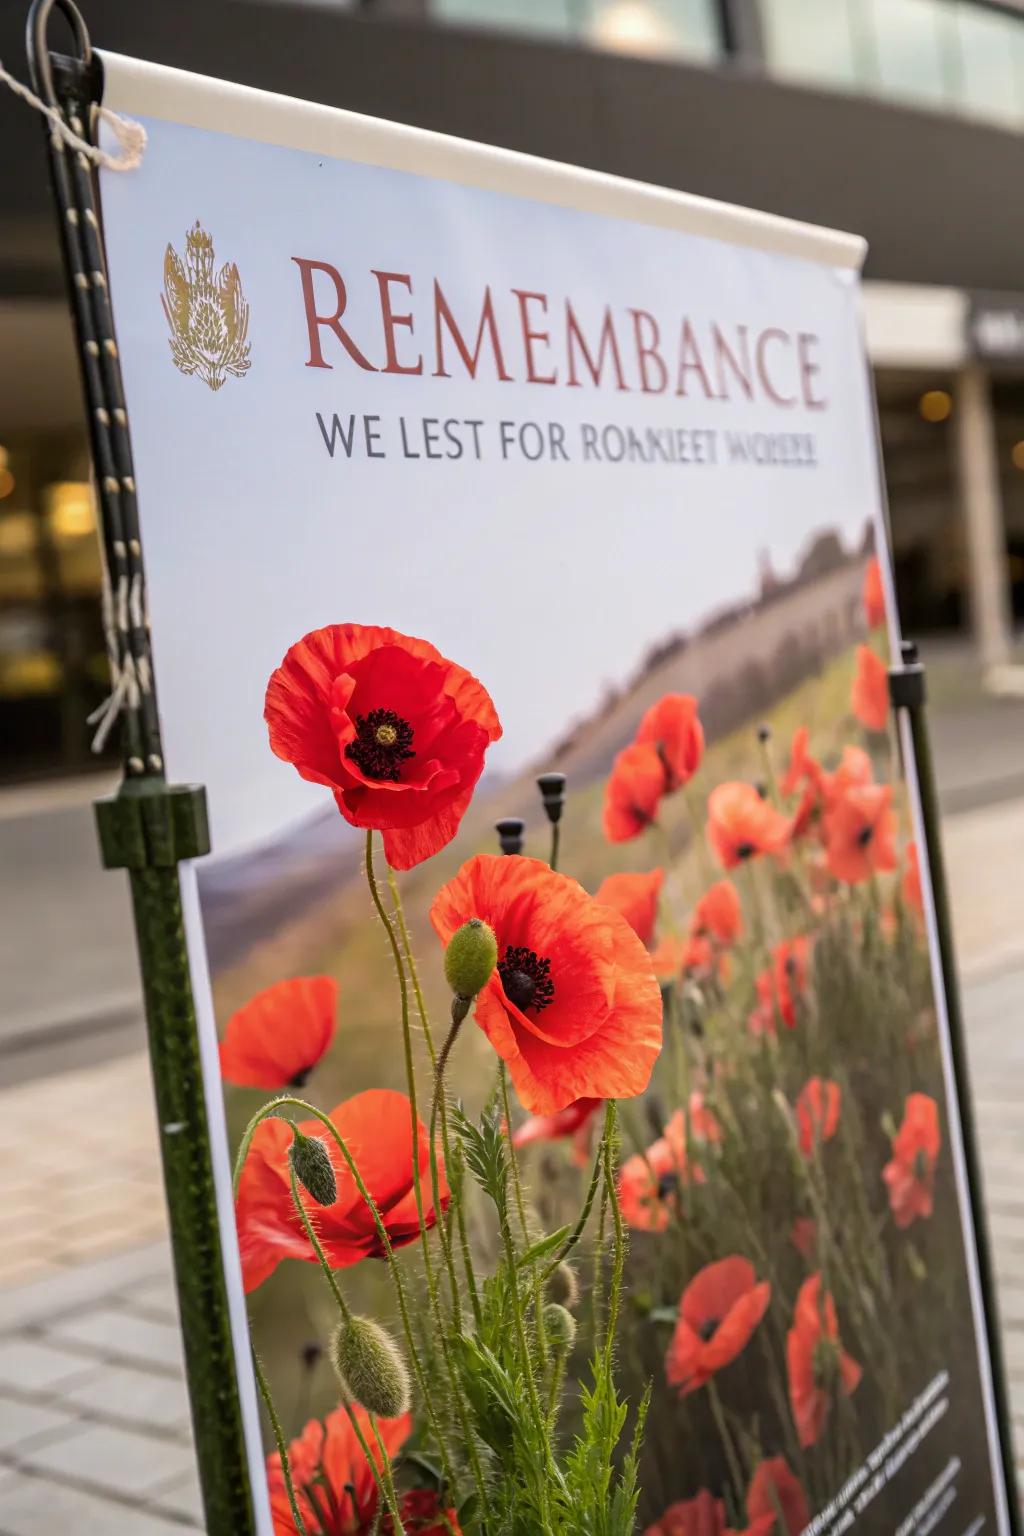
[{"left": 94, "top": 776, "right": 258, "bottom": 1535}]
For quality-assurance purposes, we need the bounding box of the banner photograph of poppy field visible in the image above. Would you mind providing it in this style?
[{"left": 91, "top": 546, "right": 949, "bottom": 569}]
[{"left": 96, "top": 53, "right": 1012, "bottom": 1536}]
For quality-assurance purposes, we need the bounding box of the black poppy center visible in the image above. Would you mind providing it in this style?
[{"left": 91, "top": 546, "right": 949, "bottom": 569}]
[
  {"left": 697, "top": 1316, "right": 720, "bottom": 1343},
  {"left": 345, "top": 708, "right": 416, "bottom": 783},
  {"left": 855, "top": 823, "right": 874, "bottom": 849},
  {"left": 498, "top": 946, "right": 555, "bottom": 1013},
  {"left": 735, "top": 840, "right": 755, "bottom": 860},
  {"left": 657, "top": 1171, "right": 680, "bottom": 1201}
]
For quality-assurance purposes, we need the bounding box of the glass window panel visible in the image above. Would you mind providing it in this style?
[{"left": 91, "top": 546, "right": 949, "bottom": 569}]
[
  {"left": 954, "top": 2, "right": 1024, "bottom": 128},
  {"left": 588, "top": 0, "right": 719, "bottom": 63},
  {"left": 761, "top": 0, "right": 862, "bottom": 91},
  {"left": 431, "top": 0, "right": 578, "bottom": 38},
  {"left": 864, "top": 0, "right": 950, "bottom": 110}
]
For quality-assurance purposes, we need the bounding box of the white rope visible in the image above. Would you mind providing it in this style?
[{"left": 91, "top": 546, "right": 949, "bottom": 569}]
[{"left": 0, "top": 56, "right": 145, "bottom": 171}]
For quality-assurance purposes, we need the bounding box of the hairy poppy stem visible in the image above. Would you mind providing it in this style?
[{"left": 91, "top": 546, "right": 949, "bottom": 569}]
[
  {"left": 252, "top": 1350, "right": 308, "bottom": 1536},
  {"left": 499, "top": 1065, "right": 549, "bottom": 1372},
  {"left": 364, "top": 834, "right": 444, "bottom": 1312},
  {"left": 365, "top": 1414, "right": 409, "bottom": 1536},
  {"left": 233, "top": 1097, "right": 460, "bottom": 1500},
  {"left": 386, "top": 866, "right": 482, "bottom": 1328},
  {"left": 600, "top": 1103, "right": 626, "bottom": 1354},
  {"left": 544, "top": 1104, "right": 612, "bottom": 1279},
  {"left": 549, "top": 821, "right": 561, "bottom": 872}
]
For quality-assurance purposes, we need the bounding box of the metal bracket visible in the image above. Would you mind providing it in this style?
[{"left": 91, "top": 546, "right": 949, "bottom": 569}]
[{"left": 95, "top": 780, "right": 210, "bottom": 870}]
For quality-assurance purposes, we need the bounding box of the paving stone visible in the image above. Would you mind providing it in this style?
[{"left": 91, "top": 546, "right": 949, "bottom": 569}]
[
  {"left": 17, "top": 1419, "right": 196, "bottom": 1498},
  {"left": 0, "top": 1396, "right": 79, "bottom": 1454},
  {"left": 0, "top": 1465, "right": 197, "bottom": 1535},
  {"left": 0, "top": 1338, "right": 95, "bottom": 1394},
  {"left": 43, "top": 1307, "right": 184, "bottom": 1372},
  {"left": 57, "top": 1362, "right": 191, "bottom": 1433},
  {"left": 149, "top": 1467, "right": 205, "bottom": 1524}
]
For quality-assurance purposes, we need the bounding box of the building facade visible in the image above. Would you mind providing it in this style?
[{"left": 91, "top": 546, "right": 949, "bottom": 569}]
[{"left": 2, "top": 0, "right": 1023, "bottom": 780}]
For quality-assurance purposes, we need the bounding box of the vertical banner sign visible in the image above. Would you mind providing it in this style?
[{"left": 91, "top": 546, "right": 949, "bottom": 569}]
[{"left": 96, "top": 51, "right": 1013, "bottom": 1536}]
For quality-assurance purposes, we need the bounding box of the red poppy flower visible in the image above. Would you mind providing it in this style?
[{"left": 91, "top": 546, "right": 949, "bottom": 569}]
[
  {"left": 643, "top": 1491, "right": 731, "bottom": 1536},
  {"left": 690, "top": 880, "right": 743, "bottom": 947},
  {"left": 666, "top": 1256, "right": 771, "bottom": 1395},
  {"left": 603, "top": 742, "right": 668, "bottom": 842},
  {"left": 635, "top": 693, "right": 705, "bottom": 792},
  {"left": 862, "top": 556, "right": 886, "bottom": 630},
  {"left": 618, "top": 1109, "right": 708, "bottom": 1232},
  {"left": 267, "top": 1403, "right": 460, "bottom": 1535},
  {"left": 219, "top": 976, "right": 337, "bottom": 1090},
  {"left": 265, "top": 623, "right": 501, "bottom": 870},
  {"left": 851, "top": 644, "right": 889, "bottom": 733},
  {"left": 821, "top": 744, "right": 874, "bottom": 809},
  {"left": 796, "top": 1078, "right": 840, "bottom": 1156},
  {"left": 883, "top": 1093, "right": 940, "bottom": 1228},
  {"left": 772, "top": 937, "right": 811, "bottom": 1027},
  {"left": 901, "top": 841, "right": 923, "bottom": 920},
  {"left": 824, "top": 782, "right": 898, "bottom": 884},
  {"left": 748, "top": 970, "right": 778, "bottom": 1039},
  {"left": 430, "top": 854, "right": 662, "bottom": 1115},
  {"left": 594, "top": 868, "right": 664, "bottom": 946},
  {"left": 652, "top": 934, "right": 730, "bottom": 989},
  {"left": 790, "top": 1216, "right": 816, "bottom": 1261},
  {"left": 780, "top": 727, "right": 822, "bottom": 798},
  {"left": 706, "top": 783, "right": 790, "bottom": 870},
  {"left": 235, "top": 1089, "right": 447, "bottom": 1293},
  {"left": 745, "top": 1458, "right": 810, "bottom": 1536},
  {"left": 512, "top": 1096, "right": 603, "bottom": 1167},
  {"left": 786, "top": 1273, "right": 861, "bottom": 1447}
]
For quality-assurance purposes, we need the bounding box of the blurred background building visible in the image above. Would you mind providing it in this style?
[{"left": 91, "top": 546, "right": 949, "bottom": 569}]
[{"left": 4, "top": 0, "right": 1024, "bottom": 783}]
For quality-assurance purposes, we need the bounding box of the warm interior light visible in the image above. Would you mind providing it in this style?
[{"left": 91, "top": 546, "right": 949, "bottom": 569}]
[
  {"left": 591, "top": 1, "right": 668, "bottom": 55},
  {"left": 46, "top": 481, "right": 95, "bottom": 540},
  {"left": 919, "top": 389, "right": 952, "bottom": 424},
  {"left": 0, "top": 512, "right": 36, "bottom": 558},
  {"left": 1012, "top": 441, "right": 1024, "bottom": 471},
  {"left": 0, "top": 468, "right": 14, "bottom": 500}
]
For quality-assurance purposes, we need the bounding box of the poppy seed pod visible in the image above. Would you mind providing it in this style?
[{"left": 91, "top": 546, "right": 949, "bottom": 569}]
[
  {"left": 331, "top": 1317, "right": 411, "bottom": 1419},
  {"left": 495, "top": 817, "right": 525, "bottom": 855},
  {"left": 289, "top": 1128, "right": 337, "bottom": 1207},
  {"left": 543, "top": 1303, "right": 577, "bottom": 1351},
  {"left": 547, "top": 1261, "right": 580, "bottom": 1311},
  {"left": 443, "top": 918, "right": 498, "bottom": 999},
  {"left": 757, "top": 723, "right": 772, "bottom": 743},
  {"left": 536, "top": 772, "right": 567, "bottom": 825}
]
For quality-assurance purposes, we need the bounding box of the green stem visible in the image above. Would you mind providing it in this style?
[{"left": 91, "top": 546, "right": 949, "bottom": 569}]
[
  {"left": 708, "top": 1378, "right": 746, "bottom": 1509},
  {"left": 600, "top": 1103, "right": 626, "bottom": 1353},
  {"left": 253, "top": 1349, "right": 308, "bottom": 1536},
  {"left": 546, "top": 1349, "right": 567, "bottom": 1431},
  {"left": 233, "top": 1097, "right": 458, "bottom": 1497},
  {"left": 495, "top": 1135, "right": 553, "bottom": 1523},
  {"left": 549, "top": 820, "right": 561, "bottom": 872},
  {"left": 427, "top": 1010, "right": 466, "bottom": 1328},
  {"left": 287, "top": 1175, "right": 406, "bottom": 1534},
  {"left": 366, "top": 1414, "right": 408, "bottom": 1536},
  {"left": 388, "top": 865, "right": 481, "bottom": 1327},
  {"left": 387, "top": 865, "right": 438, "bottom": 1068},
  {"left": 545, "top": 1105, "right": 612, "bottom": 1279},
  {"left": 364, "top": 833, "right": 438, "bottom": 1298},
  {"left": 500, "top": 1065, "right": 548, "bottom": 1371}
]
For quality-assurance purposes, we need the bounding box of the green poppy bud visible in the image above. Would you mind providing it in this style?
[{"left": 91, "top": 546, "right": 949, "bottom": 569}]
[
  {"left": 289, "top": 1128, "right": 336, "bottom": 1207},
  {"left": 547, "top": 1261, "right": 579, "bottom": 1311},
  {"left": 444, "top": 918, "right": 498, "bottom": 999},
  {"left": 543, "top": 1303, "right": 577, "bottom": 1352},
  {"left": 331, "top": 1317, "right": 411, "bottom": 1419}
]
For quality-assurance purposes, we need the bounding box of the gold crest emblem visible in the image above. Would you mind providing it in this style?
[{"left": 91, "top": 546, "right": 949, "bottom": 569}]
[{"left": 161, "top": 221, "right": 251, "bottom": 390}]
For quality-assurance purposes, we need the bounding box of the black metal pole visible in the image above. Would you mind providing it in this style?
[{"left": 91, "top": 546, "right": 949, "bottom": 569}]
[
  {"left": 890, "top": 640, "right": 1022, "bottom": 1534},
  {"left": 26, "top": 3, "right": 258, "bottom": 1532}
]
